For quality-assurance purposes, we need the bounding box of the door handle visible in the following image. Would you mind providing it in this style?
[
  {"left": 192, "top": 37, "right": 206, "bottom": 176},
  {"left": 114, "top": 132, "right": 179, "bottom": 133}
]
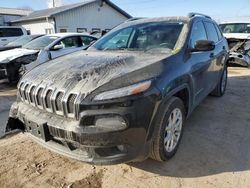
[
  {"left": 210, "top": 53, "right": 214, "bottom": 58},
  {"left": 1, "top": 39, "right": 7, "bottom": 41}
]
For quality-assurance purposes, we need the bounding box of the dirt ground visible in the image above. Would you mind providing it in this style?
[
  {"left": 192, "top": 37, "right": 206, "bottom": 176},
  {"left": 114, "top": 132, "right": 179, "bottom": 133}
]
[{"left": 0, "top": 67, "right": 250, "bottom": 188}]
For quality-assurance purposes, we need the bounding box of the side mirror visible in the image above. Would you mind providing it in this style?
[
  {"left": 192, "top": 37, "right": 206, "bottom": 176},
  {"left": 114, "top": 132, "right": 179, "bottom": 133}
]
[
  {"left": 51, "top": 44, "right": 64, "bottom": 51},
  {"left": 193, "top": 40, "right": 215, "bottom": 52}
]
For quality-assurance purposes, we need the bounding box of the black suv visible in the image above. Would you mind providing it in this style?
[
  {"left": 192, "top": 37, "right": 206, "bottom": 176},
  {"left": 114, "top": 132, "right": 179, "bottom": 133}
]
[{"left": 7, "top": 13, "right": 228, "bottom": 164}]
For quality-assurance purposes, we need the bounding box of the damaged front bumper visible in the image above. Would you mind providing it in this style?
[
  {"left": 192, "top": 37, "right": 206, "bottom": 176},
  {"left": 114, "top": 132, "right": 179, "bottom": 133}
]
[
  {"left": 228, "top": 52, "right": 250, "bottom": 67},
  {"left": 7, "top": 95, "right": 158, "bottom": 164}
]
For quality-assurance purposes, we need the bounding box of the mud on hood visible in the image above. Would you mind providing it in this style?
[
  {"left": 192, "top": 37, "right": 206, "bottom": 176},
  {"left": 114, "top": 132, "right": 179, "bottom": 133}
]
[
  {"left": 21, "top": 50, "right": 170, "bottom": 98},
  {"left": 0, "top": 48, "right": 38, "bottom": 64}
]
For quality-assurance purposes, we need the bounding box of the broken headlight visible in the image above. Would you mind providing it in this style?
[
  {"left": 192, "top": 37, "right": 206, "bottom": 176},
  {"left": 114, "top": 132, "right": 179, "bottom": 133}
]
[{"left": 94, "top": 80, "right": 152, "bottom": 101}]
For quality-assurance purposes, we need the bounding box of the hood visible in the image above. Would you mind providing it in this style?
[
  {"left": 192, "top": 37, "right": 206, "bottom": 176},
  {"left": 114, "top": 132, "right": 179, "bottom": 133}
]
[
  {"left": 0, "top": 48, "right": 38, "bottom": 64},
  {"left": 21, "top": 50, "right": 170, "bottom": 98},
  {"left": 223, "top": 33, "right": 250, "bottom": 40}
]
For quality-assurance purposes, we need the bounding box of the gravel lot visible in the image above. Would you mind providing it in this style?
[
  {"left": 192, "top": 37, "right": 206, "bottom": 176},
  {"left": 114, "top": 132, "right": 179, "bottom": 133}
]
[{"left": 0, "top": 67, "right": 250, "bottom": 188}]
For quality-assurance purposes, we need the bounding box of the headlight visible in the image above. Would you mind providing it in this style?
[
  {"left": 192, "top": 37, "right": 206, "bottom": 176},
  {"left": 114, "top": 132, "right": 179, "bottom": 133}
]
[{"left": 94, "top": 80, "right": 152, "bottom": 101}]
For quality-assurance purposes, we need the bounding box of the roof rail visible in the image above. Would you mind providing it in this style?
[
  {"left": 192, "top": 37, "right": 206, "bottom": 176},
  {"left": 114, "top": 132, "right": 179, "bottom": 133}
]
[
  {"left": 125, "top": 17, "right": 145, "bottom": 22},
  {"left": 188, "top": 12, "right": 211, "bottom": 19}
]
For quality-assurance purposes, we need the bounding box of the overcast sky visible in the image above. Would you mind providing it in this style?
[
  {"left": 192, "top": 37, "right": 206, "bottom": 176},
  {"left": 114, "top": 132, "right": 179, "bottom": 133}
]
[{"left": 1, "top": 0, "right": 250, "bottom": 22}]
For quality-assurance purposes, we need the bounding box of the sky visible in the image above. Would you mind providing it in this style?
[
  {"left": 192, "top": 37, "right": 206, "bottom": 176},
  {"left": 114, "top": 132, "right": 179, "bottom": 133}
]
[{"left": 1, "top": 0, "right": 250, "bottom": 22}]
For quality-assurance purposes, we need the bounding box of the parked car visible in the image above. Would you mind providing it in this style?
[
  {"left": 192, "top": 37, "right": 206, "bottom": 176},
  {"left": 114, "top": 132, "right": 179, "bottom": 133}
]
[
  {"left": 7, "top": 13, "right": 228, "bottom": 164},
  {"left": 0, "top": 35, "right": 43, "bottom": 52},
  {"left": 0, "top": 26, "right": 27, "bottom": 46},
  {"left": 220, "top": 22, "right": 250, "bottom": 67},
  {"left": 0, "top": 33, "right": 97, "bottom": 83}
]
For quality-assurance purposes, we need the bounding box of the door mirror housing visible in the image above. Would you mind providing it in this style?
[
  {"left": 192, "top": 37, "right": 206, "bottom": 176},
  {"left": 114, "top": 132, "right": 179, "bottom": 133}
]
[
  {"left": 193, "top": 40, "right": 215, "bottom": 52},
  {"left": 51, "top": 44, "right": 64, "bottom": 51}
]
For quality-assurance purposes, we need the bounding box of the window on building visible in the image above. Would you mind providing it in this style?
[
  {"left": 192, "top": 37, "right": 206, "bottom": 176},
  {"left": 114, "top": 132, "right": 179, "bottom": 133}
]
[
  {"left": 190, "top": 21, "right": 207, "bottom": 49},
  {"left": 59, "top": 29, "right": 67, "bottom": 33},
  {"left": 45, "top": 28, "right": 53, "bottom": 34},
  {"left": 77, "top": 28, "right": 87, "bottom": 33},
  {"left": 204, "top": 21, "right": 219, "bottom": 43}
]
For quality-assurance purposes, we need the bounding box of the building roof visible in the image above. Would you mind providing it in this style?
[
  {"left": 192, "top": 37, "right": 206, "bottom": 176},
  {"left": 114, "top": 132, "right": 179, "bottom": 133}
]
[
  {"left": 0, "top": 7, "right": 32, "bottom": 16},
  {"left": 11, "top": 0, "right": 132, "bottom": 23}
]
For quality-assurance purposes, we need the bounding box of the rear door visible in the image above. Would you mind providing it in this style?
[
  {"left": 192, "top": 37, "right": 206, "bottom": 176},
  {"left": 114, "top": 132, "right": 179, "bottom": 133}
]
[
  {"left": 188, "top": 21, "right": 214, "bottom": 105},
  {"left": 203, "top": 21, "right": 226, "bottom": 90},
  {"left": 0, "top": 28, "right": 25, "bottom": 46},
  {"left": 50, "top": 36, "right": 84, "bottom": 59}
]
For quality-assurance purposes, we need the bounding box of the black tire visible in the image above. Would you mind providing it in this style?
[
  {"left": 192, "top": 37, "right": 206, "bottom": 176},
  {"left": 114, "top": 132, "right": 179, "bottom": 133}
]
[
  {"left": 150, "top": 97, "right": 185, "bottom": 161},
  {"left": 211, "top": 66, "right": 228, "bottom": 97}
]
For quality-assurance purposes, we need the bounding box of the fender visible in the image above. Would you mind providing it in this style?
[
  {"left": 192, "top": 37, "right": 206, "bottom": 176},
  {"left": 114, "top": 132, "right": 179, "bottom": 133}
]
[{"left": 146, "top": 83, "right": 192, "bottom": 142}]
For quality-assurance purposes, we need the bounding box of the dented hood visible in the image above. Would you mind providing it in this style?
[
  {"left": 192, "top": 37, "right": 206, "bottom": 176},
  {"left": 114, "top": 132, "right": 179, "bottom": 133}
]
[
  {"left": 0, "top": 48, "right": 38, "bottom": 64},
  {"left": 21, "top": 50, "right": 170, "bottom": 97}
]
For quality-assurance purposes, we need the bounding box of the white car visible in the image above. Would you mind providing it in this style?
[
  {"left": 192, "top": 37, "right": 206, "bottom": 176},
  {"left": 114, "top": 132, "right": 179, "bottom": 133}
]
[
  {"left": 0, "top": 26, "right": 27, "bottom": 46},
  {"left": 219, "top": 22, "right": 250, "bottom": 67},
  {"left": 0, "top": 33, "right": 97, "bottom": 83}
]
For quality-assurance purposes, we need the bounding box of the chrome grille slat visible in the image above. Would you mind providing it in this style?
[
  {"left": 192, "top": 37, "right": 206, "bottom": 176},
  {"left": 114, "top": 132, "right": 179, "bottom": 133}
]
[
  {"left": 67, "top": 94, "right": 77, "bottom": 114},
  {"left": 29, "top": 86, "right": 35, "bottom": 104},
  {"left": 36, "top": 88, "right": 43, "bottom": 106},
  {"left": 55, "top": 92, "right": 64, "bottom": 112},
  {"left": 45, "top": 90, "right": 53, "bottom": 109}
]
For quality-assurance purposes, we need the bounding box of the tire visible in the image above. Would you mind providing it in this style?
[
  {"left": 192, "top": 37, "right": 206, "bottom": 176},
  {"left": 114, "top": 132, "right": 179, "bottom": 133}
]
[
  {"left": 211, "top": 66, "right": 228, "bottom": 97},
  {"left": 150, "top": 97, "right": 185, "bottom": 161}
]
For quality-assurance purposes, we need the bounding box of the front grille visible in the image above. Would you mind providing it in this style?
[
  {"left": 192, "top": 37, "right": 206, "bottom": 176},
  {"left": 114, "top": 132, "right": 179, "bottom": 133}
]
[{"left": 18, "top": 82, "right": 78, "bottom": 118}]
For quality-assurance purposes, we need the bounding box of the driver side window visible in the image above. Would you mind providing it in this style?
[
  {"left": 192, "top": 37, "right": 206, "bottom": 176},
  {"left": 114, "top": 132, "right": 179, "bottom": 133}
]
[{"left": 190, "top": 21, "right": 207, "bottom": 49}]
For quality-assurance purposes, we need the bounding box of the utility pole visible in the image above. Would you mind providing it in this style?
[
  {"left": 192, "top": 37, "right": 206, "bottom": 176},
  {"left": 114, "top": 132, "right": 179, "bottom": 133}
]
[{"left": 53, "top": 0, "right": 55, "bottom": 8}]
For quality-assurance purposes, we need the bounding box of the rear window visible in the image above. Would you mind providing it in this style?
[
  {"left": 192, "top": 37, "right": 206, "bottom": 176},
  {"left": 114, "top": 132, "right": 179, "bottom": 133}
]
[
  {"left": 214, "top": 24, "right": 223, "bottom": 40},
  {"left": 0, "top": 28, "right": 24, "bottom": 37},
  {"left": 204, "top": 22, "right": 219, "bottom": 42}
]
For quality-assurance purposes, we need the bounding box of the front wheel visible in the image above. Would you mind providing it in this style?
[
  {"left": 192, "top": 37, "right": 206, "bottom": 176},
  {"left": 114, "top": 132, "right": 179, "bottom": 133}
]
[
  {"left": 211, "top": 66, "right": 228, "bottom": 97},
  {"left": 150, "top": 97, "right": 185, "bottom": 161}
]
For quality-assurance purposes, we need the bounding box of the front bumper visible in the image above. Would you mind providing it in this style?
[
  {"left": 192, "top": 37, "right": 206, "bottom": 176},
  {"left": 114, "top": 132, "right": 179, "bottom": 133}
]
[
  {"left": 8, "top": 95, "right": 158, "bottom": 164},
  {"left": 228, "top": 52, "right": 250, "bottom": 67}
]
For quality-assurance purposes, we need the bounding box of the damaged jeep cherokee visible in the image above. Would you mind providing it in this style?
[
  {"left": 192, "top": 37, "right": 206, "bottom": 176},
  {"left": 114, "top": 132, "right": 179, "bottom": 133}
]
[{"left": 7, "top": 13, "right": 228, "bottom": 164}]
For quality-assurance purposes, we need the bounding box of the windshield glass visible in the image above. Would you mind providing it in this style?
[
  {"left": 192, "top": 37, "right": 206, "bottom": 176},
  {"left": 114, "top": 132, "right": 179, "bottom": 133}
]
[
  {"left": 91, "top": 21, "right": 184, "bottom": 53},
  {"left": 6, "top": 35, "right": 39, "bottom": 47},
  {"left": 23, "top": 35, "right": 59, "bottom": 50},
  {"left": 220, "top": 23, "right": 250, "bottom": 33}
]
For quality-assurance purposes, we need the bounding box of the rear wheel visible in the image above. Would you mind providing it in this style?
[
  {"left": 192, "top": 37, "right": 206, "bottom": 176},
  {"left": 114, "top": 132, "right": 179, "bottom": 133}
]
[
  {"left": 150, "top": 97, "right": 185, "bottom": 161},
  {"left": 211, "top": 66, "right": 228, "bottom": 97}
]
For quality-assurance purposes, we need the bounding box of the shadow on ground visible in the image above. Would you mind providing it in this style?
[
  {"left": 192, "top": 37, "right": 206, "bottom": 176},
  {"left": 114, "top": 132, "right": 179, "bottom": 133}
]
[{"left": 131, "top": 74, "right": 250, "bottom": 177}]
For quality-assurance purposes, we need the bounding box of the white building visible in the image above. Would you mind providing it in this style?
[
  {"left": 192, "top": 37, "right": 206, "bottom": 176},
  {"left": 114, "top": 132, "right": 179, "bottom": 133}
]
[
  {"left": 11, "top": 0, "right": 132, "bottom": 35},
  {"left": 0, "top": 7, "right": 31, "bottom": 26}
]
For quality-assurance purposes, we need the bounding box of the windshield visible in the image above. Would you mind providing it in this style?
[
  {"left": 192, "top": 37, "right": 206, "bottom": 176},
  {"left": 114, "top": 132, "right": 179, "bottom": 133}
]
[
  {"left": 6, "top": 35, "right": 39, "bottom": 47},
  {"left": 91, "top": 21, "right": 184, "bottom": 53},
  {"left": 220, "top": 23, "right": 250, "bottom": 33},
  {"left": 23, "top": 35, "right": 59, "bottom": 50}
]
